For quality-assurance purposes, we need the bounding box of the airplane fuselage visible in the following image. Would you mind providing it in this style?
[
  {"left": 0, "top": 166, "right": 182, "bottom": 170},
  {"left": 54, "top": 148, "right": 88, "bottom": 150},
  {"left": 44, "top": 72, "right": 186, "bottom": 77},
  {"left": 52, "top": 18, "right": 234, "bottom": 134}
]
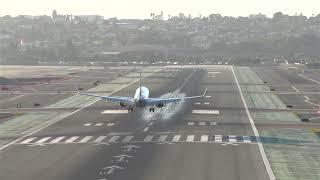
[{"left": 133, "top": 86, "right": 149, "bottom": 107}]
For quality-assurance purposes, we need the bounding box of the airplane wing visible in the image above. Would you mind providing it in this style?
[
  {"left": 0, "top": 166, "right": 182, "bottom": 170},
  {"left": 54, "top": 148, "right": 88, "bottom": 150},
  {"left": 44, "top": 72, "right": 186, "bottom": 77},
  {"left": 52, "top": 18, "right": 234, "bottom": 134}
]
[
  {"left": 79, "top": 92, "right": 135, "bottom": 105},
  {"left": 145, "top": 89, "right": 207, "bottom": 106}
]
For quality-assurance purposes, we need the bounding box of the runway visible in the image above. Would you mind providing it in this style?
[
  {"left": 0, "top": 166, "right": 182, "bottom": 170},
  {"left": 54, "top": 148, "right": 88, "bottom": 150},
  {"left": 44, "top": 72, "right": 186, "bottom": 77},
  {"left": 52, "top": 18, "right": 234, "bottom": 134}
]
[{"left": 0, "top": 65, "right": 319, "bottom": 180}]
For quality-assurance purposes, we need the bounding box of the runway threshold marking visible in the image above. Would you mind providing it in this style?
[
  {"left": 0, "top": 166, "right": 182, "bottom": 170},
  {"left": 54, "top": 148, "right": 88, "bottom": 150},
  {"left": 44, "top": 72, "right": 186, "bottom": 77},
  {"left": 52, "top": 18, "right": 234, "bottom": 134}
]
[
  {"left": 65, "top": 136, "right": 79, "bottom": 143},
  {"left": 144, "top": 135, "right": 153, "bottom": 142},
  {"left": 200, "top": 135, "right": 208, "bottom": 142},
  {"left": 192, "top": 110, "right": 219, "bottom": 114},
  {"left": 20, "top": 137, "right": 37, "bottom": 144},
  {"left": 35, "top": 137, "right": 51, "bottom": 144},
  {"left": 243, "top": 136, "right": 251, "bottom": 143},
  {"left": 108, "top": 136, "right": 120, "bottom": 143},
  {"left": 187, "top": 122, "right": 194, "bottom": 126},
  {"left": 95, "top": 123, "right": 104, "bottom": 127},
  {"left": 158, "top": 135, "right": 168, "bottom": 142},
  {"left": 172, "top": 135, "right": 181, "bottom": 142},
  {"left": 0, "top": 70, "right": 160, "bottom": 151},
  {"left": 228, "top": 135, "right": 237, "bottom": 143},
  {"left": 186, "top": 135, "right": 195, "bottom": 142},
  {"left": 101, "top": 110, "right": 128, "bottom": 114},
  {"left": 231, "top": 66, "right": 275, "bottom": 180},
  {"left": 122, "top": 136, "right": 134, "bottom": 143},
  {"left": 17, "top": 134, "right": 259, "bottom": 145},
  {"left": 50, "top": 136, "right": 65, "bottom": 143},
  {"left": 79, "top": 136, "right": 93, "bottom": 143},
  {"left": 93, "top": 136, "right": 107, "bottom": 143},
  {"left": 215, "top": 135, "right": 222, "bottom": 142}
]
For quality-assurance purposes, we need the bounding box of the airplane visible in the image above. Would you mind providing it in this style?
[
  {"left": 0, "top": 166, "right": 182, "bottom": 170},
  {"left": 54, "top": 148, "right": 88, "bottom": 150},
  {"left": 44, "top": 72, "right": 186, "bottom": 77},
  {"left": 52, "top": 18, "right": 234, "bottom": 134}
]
[
  {"left": 121, "top": 144, "right": 140, "bottom": 152},
  {"left": 102, "top": 165, "right": 124, "bottom": 175},
  {"left": 78, "top": 73, "right": 207, "bottom": 112},
  {"left": 111, "top": 154, "right": 133, "bottom": 163}
]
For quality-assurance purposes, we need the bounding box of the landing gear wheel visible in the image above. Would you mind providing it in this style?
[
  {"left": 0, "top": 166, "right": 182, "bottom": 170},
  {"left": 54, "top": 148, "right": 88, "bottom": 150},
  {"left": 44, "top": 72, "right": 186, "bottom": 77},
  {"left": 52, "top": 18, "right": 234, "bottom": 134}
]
[
  {"left": 149, "top": 107, "right": 155, "bottom": 112},
  {"left": 128, "top": 106, "right": 134, "bottom": 112}
]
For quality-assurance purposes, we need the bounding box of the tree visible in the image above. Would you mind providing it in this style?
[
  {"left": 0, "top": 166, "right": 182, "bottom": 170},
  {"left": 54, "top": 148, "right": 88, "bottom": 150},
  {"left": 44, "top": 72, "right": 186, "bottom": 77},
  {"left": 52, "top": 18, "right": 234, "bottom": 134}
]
[
  {"left": 273, "top": 12, "right": 284, "bottom": 22},
  {"left": 52, "top": 10, "right": 57, "bottom": 18}
]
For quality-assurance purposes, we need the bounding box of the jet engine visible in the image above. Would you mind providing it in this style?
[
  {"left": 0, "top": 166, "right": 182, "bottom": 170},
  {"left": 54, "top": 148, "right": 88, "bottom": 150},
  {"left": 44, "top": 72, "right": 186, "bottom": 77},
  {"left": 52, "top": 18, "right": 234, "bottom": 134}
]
[
  {"left": 120, "top": 102, "right": 127, "bottom": 107},
  {"left": 156, "top": 103, "right": 165, "bottom": 108}
]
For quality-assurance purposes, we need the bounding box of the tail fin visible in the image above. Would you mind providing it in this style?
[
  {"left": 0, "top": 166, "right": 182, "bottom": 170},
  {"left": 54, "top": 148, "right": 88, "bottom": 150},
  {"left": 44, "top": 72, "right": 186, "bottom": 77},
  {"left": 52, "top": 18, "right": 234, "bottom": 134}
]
[{"left": 139, "top": 72, "right": 142, "bottom": 100}]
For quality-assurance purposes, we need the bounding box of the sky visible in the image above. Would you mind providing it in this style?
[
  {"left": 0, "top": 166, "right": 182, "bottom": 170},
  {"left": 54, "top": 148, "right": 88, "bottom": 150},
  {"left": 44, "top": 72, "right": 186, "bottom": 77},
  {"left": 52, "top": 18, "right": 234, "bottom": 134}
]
[{"left": 0, "top": 0, "right": 319, "bottom": 19}]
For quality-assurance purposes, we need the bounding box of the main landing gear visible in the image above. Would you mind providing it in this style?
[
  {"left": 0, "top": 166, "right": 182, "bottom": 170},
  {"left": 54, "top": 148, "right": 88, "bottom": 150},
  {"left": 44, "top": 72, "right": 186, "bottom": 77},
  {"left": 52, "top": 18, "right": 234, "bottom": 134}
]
[
  {"left": 128, "top": 106, "right": 134, "bottom": 112},
  {"left": 149, "top": 107, "right": 155, "bottom": 112}
]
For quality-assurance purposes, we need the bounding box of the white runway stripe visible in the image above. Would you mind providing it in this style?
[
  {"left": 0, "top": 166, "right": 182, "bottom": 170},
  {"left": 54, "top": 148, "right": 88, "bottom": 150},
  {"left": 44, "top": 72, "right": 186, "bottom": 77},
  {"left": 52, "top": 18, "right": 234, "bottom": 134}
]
[
  {"left": 229, "top": 135, "right": 237, "bottom": 143},
  {"left": 215, "top": 135, "right": 222, "bottom": 142},
  {"left": 93, "top": 136, "right": 107, "bottom": 143},
  {"left": 192, "top": 110, "right": 220, "bottom": 114},
  {"left": 65, "top": 136, "right": 79, "bottom": 143},
  {"left": 50, "top": 136, "right": 65, "bottom": 143},
  {"left": 210, "top": 122, "right": 217, "bottom": 126},
  {"left": 172, "top": 135, "right": 181, "bottom": 142},
  {"left": 158, "top": 135, "right": 168, "bottom": 142},
  {"left": 83, "top": 123, "right": 91, "bottom": 126},
  {"left": 200, "top": 135, "right": 208, "bottom": 142},
  {"left": 95, "top": 123, "right": 104, "bottom": 127},
  {"left": 20, "top": 137, "right": 37, "bottom": 144},
  {"left": 106, "top": 123, "right": 114, "bottom": 126},
  {"left": 35, "top": 137, "right": 51, "bottom": 144},
  {"left": 144, "top": 135, "right": 153, "bottom": 142},
  {"left": 186, "top": 135, "right": 194, "bottom": 142},
  {"left": 187, "top": 122, "right": 194, "bottom": 126},
  {"left": 199, "top": 122, "right": 206, "bottom": 126},
  {"left": 79, "top": 136, "right": 93, "bottom": 143},
  {"left": 243, "top": 136, "right": 251, "bottom": 143},
  {"left": 18, "top": 135, "right": 258, "bottom": 145},
  {"left": 101, "top": 110, "right": 128, "bottom": 114},
  {"left": 122, "top": 136, "right": 134, "bottom": 143},
  {"left": 108, "top": 136, "right": 120, "bottom": 143}
]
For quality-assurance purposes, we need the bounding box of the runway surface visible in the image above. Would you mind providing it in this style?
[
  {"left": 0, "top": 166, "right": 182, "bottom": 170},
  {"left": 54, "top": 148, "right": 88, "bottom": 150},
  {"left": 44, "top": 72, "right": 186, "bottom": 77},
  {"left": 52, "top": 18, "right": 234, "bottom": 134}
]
[{"left": 0, "top": 65, "right": 319, "bottom": 180}]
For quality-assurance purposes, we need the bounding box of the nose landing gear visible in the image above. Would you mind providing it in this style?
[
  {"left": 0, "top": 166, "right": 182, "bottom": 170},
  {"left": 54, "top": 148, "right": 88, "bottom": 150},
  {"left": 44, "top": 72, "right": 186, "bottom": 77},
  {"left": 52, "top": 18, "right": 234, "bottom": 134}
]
[{"left": 149, "top": 107, "right": 155, "bottom": 112}]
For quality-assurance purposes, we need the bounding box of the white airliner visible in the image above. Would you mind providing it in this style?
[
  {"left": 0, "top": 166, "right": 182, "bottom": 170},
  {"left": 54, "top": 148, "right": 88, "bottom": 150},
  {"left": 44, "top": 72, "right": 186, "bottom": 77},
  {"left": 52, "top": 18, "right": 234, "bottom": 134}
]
[{"left": 79, "top": 73, "right": 207, "bottom": 112}]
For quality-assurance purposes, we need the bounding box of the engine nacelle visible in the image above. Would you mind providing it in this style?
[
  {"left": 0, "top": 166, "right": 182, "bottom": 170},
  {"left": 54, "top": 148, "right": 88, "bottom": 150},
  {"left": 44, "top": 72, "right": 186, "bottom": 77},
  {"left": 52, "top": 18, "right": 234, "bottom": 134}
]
[
  {"left": 120, "top": 102, "right": 127, "bottom": 107},
  {"left": 156, "top": 103, "right": 165, "bottom": 108}
]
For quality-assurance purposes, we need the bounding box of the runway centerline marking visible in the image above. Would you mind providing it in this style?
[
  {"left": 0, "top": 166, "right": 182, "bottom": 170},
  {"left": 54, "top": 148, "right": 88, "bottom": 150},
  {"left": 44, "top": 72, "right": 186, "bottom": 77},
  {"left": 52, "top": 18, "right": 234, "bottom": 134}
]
[
  {"left": 231, "top": 66, "right": 275, "bottom": 180},
  {"left": 0, "top": 70, "right": 160, "bottom": 151}
]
